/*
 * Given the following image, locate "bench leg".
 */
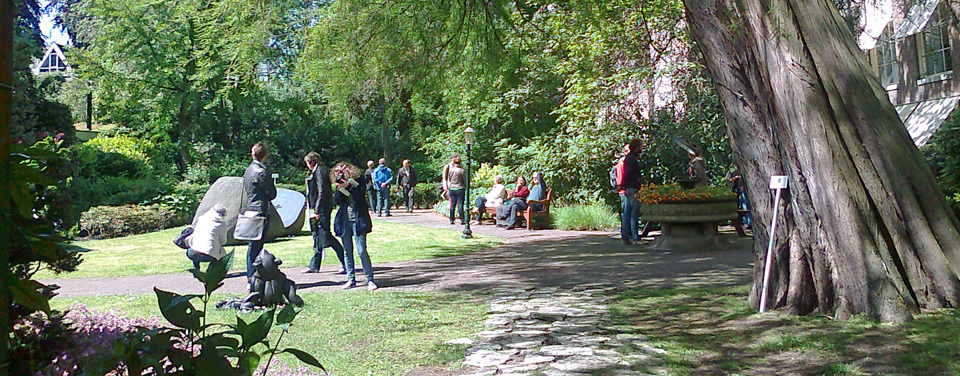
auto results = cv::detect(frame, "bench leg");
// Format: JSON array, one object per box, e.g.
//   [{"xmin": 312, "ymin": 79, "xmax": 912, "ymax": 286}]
[{"xmin": 732, "ymin": 218, "xmax": 747, "ymax": 237}]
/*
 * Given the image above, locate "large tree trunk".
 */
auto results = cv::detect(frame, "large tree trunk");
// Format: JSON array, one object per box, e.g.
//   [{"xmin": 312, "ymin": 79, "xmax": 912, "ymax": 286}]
[
  {"xmin": 685, "ymin": 0, "xmax": 960, "ymax": 322},
  {"xmin": 1, "ymin": 0, "xmax": 13, "ymax": 367}
]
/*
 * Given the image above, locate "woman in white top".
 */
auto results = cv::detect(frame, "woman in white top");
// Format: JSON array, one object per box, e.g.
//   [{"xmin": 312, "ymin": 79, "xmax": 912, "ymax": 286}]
[
  {"xmin": 474, "ymin": 175, "xmax": 507, "ymax": 222},
  {"xmin": 186, "ymin": 204, "xmax": 229, "ymax": 270}
]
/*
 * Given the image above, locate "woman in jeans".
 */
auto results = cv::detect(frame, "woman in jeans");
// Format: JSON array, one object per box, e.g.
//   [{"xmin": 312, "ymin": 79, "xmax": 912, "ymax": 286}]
[
  {"xmin": 331, "ymin": 162, "xmax": 378, "ymax": 291},
  {"xmin": 496, "ymin": 176, "xmax": 529, "ymax": 230},
  {"xmin": 444, "ymin": 156, "xmax": 467, "ymax": 225}
]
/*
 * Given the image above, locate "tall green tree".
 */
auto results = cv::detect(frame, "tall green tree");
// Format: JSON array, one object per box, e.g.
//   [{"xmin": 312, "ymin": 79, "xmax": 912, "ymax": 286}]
[{"xmin": 69, "ymin": 0, "xmax": 295, "ymax": 171}]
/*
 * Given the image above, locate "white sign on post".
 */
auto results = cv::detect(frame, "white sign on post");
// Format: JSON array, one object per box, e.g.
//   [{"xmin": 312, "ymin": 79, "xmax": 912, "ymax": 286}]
[
  {"xmin": 769, "ymin": 176, "xmax": 788, "ymax": 189},
  {"xmin": 759, "ymin": 175, "xmax": 788, "ymax": 313}
]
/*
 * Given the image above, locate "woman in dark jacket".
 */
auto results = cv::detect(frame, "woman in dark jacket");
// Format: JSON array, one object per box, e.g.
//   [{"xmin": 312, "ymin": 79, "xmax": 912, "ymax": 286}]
[
  {"xmin": 496, "ymin": 176, "xmax": 530, "ymax": 230},
  {"xmin": 331, "ymin": 162, "xmax": 378, "ymax": 291}
]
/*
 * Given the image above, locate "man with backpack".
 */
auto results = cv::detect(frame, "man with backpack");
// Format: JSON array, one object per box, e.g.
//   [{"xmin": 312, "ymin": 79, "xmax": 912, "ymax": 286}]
[{"xmin": 614, "ymin": 139, "xmax": 643, "ymax": 245}]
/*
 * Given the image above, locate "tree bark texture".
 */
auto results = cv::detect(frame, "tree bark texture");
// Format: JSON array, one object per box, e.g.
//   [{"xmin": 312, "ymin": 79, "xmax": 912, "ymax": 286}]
[
  {"xmin": 1, "ymin": 0, "xmax": 13, "ymax": 368},
  {"xmin": 685, "ymin": 0, "xmax": 960, "ymax": 322}
]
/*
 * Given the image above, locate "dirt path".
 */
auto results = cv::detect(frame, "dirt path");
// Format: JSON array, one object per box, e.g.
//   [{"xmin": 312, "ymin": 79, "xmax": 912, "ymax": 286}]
[{"xmin": 47, "ymin": 210, "xmax": 756, "ymax": 298}]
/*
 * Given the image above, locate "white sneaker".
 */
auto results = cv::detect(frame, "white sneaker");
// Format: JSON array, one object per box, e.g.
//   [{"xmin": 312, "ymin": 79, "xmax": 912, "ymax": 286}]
[
  {"xmin": 342, "ymin": 280, "xmax": 356, "ymax": 290},
  {"xmin": 367, "ymin": 281, "xmax": 378, "ymax": 291}
]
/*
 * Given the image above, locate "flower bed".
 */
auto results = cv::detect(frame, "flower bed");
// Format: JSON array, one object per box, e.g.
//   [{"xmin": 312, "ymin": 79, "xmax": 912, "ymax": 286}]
[{"xmin": 636, "ymin": 184, "xmax": 736, "ymax": 205}]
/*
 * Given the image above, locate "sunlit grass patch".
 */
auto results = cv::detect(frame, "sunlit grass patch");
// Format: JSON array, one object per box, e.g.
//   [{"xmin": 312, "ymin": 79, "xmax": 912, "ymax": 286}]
[{"xmin": 40, "ymin": 219, "xmax": 504, "ymax": 279}]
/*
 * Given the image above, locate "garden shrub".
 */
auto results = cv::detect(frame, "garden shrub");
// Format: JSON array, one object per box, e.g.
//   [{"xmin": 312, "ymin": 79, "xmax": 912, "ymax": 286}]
[
  {"xmin": 923, "ymin": 113, "xmax": 960, "ymax": 219},
  {"xmin": 79, "ymin": 204, "xmax": 180, "ymax": 239},
  {"xmin": 552, "ymin": 203, "xmax": 619, "ymax": 231},
  {"xmin": 73, "ymin": 134, "xmax": 175, "ymax": 212}
]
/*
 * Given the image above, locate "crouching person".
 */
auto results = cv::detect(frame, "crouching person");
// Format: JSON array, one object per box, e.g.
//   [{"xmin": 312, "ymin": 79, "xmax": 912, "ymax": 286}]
[{"xmin": 186, "ymin": 204, "xmax": 229, "ymax": 270}]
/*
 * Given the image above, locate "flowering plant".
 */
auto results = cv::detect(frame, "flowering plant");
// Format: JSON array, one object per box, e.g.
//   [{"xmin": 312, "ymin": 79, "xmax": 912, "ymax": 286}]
[{"xmin": 635, "ymin": 184, "xmax": 736, "ymax": 204}]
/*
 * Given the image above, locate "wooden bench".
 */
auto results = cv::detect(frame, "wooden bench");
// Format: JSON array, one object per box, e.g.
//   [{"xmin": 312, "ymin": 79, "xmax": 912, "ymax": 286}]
[{"xmin": 475, "ymin": 189, "xmax": 553, "ymax": 230}]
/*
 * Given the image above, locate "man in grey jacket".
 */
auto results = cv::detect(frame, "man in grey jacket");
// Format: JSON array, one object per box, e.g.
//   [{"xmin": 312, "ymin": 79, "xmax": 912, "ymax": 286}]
[
  {"xmin": 243, "ymin": 142, "xmax": 277, "ymax": 287},
  {"xmin": 303, "ymin": 151, "xmax": 346, "ymax": 274}
]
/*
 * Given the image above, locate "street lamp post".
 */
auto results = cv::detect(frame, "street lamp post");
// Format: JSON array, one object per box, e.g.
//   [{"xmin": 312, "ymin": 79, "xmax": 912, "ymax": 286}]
[{"xmin": 462, "ymin": 127, "xmax": 475, "ymax": 239}]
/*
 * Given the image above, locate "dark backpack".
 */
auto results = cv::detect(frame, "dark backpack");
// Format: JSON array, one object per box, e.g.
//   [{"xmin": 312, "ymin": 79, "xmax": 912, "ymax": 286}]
[{"xmin": 173, "ymin": 225, "xmax": 194, "ymax": 249}]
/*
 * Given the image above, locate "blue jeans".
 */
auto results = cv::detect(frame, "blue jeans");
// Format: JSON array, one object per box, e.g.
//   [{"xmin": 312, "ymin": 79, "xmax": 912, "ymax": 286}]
[
  {"xmin": 620, "ymin": 189, "xmax": 640, "ymax": 241},
  {"xmin": 449, "ymin": 188, "xmax": 465, "ymax": 223},
  {"xmin": 376, "ymin": 186, "xmax": 391, "ymax": 215},
  {"xmin": 367, "ymin": 187, "xmax": 377, "ymax": 212},
  {"xmin": 186, "ymin": 248, "xmax": 217, "ymax": 271},
  {"xmin": 308, "ymin": 216, "xmax": 345, "ymax": 271},
  {"xmin": 342, "ymin": 221, "xmax": 374, "ymax": 283}
]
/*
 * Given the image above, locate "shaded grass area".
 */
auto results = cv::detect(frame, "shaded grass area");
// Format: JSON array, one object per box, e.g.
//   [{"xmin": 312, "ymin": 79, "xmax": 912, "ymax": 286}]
[
  {"xmin": 51, "ymin": 290, "xmax": 486, "ymax": 376},
  {"xmin": 40, "ymin": 219, "xmax": 504, "ymax": 279},
  {"xmin": 608, "ymin": 286, "xmax": 960, "ymax": 376}
]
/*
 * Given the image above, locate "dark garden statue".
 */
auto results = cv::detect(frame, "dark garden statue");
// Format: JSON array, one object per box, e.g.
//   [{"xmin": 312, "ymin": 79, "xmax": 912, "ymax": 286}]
[{"xmin": 241, "ymin": 250, "xmax": 304, "ymax": 310}]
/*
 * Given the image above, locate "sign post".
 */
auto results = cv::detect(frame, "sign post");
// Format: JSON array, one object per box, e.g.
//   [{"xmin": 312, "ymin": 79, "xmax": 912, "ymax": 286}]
[{"xmin": 760, "ymin": 175, "xmax": 788, "ymax": 313}]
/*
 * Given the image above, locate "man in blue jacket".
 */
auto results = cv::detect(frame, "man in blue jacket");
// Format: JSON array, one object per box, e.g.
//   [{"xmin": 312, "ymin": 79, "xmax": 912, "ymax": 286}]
[{"xmin": 373, "ymin": 158, "xmax": 393, "ymax": 217}]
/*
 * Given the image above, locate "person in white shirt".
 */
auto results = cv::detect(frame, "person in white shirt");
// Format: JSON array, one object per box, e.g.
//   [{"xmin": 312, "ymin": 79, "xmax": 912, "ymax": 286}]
[
  {"xmin": 186, "ymin": 204, "xmax": 229, "ymax": 270},
  {"xmin": 474, "ymin": 175, "xmax": 507, "ymax": 223}
]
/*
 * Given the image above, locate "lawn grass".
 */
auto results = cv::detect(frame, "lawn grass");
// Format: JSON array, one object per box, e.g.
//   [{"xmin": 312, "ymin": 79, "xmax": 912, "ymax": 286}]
[
  {"xmin": 39, "ymin": 219, "xmax": 504, "ymax": 279},
  {"xmin": 51, "ymin": 290, "xmax": 487, "ymax": 376},
  {"xmin": 607, "ymin": 285, "xmax": 960, "ymax": 375}
]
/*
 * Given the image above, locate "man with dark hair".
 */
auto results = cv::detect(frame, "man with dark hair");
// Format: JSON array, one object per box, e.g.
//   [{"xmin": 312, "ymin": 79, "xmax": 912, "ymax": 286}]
[
  {"xmin": 243, "ymin": 141, "xmax": 277, "ymax": 287},
  {"xmin": 364, "ymin": 160, "xmax": 376, "ymax": 212},
  {"xmin": 397, "ymin": 159, "xmax": 418, "ymax": 212},
  {"xmin": 616, "ymin": 139, "xmax": 643, "ymax": 244},
  {"xmin": 303, "ymin": 151, "xmax": 346, "ymax": 274}
]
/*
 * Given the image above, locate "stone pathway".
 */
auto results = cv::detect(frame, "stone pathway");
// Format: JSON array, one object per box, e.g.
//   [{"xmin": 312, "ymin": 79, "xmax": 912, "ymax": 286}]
[{"xmin": 452, "ymin": 286, "xmax": 663, "ymax": 376}]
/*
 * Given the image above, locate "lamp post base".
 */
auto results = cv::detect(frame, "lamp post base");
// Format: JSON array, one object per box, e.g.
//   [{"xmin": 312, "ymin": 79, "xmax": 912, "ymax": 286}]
[{"xmin": 462, "ymin": 225, "xmax": 473, "ymax": 238}]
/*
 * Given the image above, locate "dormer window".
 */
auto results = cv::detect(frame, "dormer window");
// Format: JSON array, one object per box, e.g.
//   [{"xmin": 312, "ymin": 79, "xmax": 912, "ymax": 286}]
[{"xmin": 919, "ymin": 3, "xmax": 953, "ymax": 77}]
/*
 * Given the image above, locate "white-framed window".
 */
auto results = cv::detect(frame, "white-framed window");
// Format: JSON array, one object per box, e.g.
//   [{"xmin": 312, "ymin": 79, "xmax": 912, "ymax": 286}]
[
  {"xmin": 38, "ymin": 53, "xmax": 67, "ymax": 73},
  {"xmin": 919, "ymin": 3, "xmax": 954, "ymax": 78},
  {"xmin": 877, "ymin": 24, "xmax": 899, "ymax": 87}
]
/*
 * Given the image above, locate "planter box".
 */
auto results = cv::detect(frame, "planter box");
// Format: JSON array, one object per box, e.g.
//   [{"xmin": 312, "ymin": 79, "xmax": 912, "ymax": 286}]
[
  {"xmin": 642, "ymin": 198, "xmax": 738, "ymax": 223},
  {"xmin": 642, "ymin": 198, "xmax": 738, "ymax": 251}
]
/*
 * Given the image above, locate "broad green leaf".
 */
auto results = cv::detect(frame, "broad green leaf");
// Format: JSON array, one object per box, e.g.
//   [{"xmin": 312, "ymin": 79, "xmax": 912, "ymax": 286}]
[
  {"xmin": 237, "ymin": 307, "xmax": 274, "ymax": 350},
  {"xmin": 8, "ymin": 277, "xmax": 51, "ymax": 314},
  {"xmin": 154, "ymin": 288, "xmax": 202, "ymax": 330},
  {"xmin": 276, "ymin": 304, "xmax": 297, "ymax": 326},
  {"xmin": 282, "ymin": 348, "xmax": 325, "ymax": 370}
]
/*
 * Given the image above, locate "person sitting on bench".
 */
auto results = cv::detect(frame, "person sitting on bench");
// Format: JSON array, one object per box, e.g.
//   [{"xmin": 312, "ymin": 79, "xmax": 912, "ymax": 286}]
[
  {"xmin": 496, "ymin": 176, "xmax": 529, "ymax": 230},
  {"xmin": 475, "ymin": 175, "xmax": 507, "ymax": 222}
]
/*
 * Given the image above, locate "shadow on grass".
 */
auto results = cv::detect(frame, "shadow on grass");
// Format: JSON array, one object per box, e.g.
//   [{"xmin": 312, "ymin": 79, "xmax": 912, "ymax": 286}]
[{"xmin": 606, "ymin": 286, "xmax": 960, "ymax": 376}]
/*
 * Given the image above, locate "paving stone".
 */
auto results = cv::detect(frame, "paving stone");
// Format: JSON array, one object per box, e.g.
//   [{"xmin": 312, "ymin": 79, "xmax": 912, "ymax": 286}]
[
  {"xmin": 464, "ymin": 350, "xmax": 512, "ymax": 367},
  {"xmin": 461, "ymin": 369, "xmax": 497, "ymax": 376},
  {"xmin": 636, "ymin": 343, "xmax": 668, "ymax": 355},
  {"xmin": 549, "ymin": 355, "xmax": 620, "ymax": 372},
  {"xmin": 445, "ymin": 338, "xmax": 475, "ymax": 345},
  {"xmin": 615, "ymin": 333, "xmax": 648, "ymax": 342},
  {"xmin": 522, "ymin": 355, "xmax": 556, "ymax": 364},
  {"xmin": 512, "ymin": 329, "xmax": 549, "ymax": 337},
  {"xmin": 539, "ymin": 345, "xmax": 594, "ymax": 357},
  {"xmin": 498, "ymin": 363, "xmax": 542, "ymax": 373},
  {"xmin": 503, "ymin": 338, "xmax": 546, "ymax": 350}
]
